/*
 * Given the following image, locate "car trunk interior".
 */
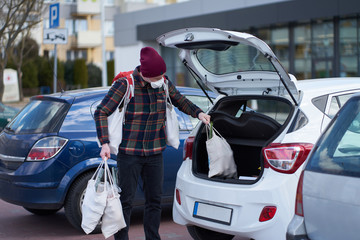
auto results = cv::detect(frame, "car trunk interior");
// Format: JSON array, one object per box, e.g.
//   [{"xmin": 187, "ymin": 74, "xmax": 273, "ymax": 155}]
[{"xmin": 193, "ymin": 95, "xmax": 293, "ymax": 183}]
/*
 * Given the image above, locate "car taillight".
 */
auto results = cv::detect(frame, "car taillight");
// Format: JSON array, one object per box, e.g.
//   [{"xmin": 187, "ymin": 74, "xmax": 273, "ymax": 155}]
[
  {"xmin": 262, "ymin": 143, "xmax": 313, "ymax": 174},
  {"xmin": 295, "ymin": 171, "xmax": 305, "ymax": 217},
  {"xmin": 183, "ymin": 136, "xmax": 194, "ymax": 161},
  {"xmin": 259, "ymin": 206, "xmax": 277, "ymax": 222},
  {"xmin": 175, "ymin": 188, "xmax": 181, "ymax": 205},
  {"xmin": 27, "ymin": 137, "xmax": 68, "ymax": 161}
]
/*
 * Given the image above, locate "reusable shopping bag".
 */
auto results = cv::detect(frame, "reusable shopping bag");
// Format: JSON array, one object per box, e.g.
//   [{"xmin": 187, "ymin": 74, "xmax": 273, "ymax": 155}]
[
  {"xmin": 206, "ymin": 124, "xmax": 237, "ymax": 178},
  {"xmin": 101, "ymin": 159, "xmax": 126, "ymax": 238},
  {"xmin": 164, "ymin": 81, "xmax": 180, "ymax": 149},
  {"xmin": 81, "ymin": 159, "xmax": 108, "ymax": 234},
  {"xmin": 107, "ymin": 75, "xmax": 134, "ymax": 155}
]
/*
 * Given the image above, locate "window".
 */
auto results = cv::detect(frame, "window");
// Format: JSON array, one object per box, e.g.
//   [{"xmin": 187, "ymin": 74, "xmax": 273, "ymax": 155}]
[
  {"xmin": 196, "ymin": 44, "xmax": 276, "ymax": 75},
  {"xmin": 312, "ymin": 21, "xmax": 334, "ymax": 78},
  {"xmin": 245, "ymin": 99, "xmax": 291, "ymax": 124},
  {"xmin": 105, "ymin": 0, "xmax": 114, "ymax": 5},
  {"xmin": 257, "ymin": 28, "xmax": 289, "ymax": 71},
  {"xmin": 271, "ymin": 28, "xmax": 289, "ymax": 71},
  {"xmin": 328, "ymin": 92, "xmax": 356, "ymax": 118},
  {"xmin": 358, "ymin": 18, "xmax": 360, "ymax": 75},
  {"xmin": 65, "ymin": 19, "xmax": 88, "ymax": 35},
  {"xmin": 7, "ymin": 100, "xmax": 69, "ymax": 134},
  {"xmin": 65, "ymin": 19, "xmax": 74, "ymax": 35},
  {"xmin": 66, "ymin": 50, "xmax": 88, "ymax": 61},
  {"xmin": 105, "ymin": 21, "xmax": 114, "ymax": 36},
  {"xmin": 106, "ymin": 51, "xmax": 114, "ymax": 61},
  {"xmin": 294, "ymin": 25, "xmax": 312, "ymax": 80},
  {"xmin": 340, "ymin": 19, "xmax": 358, "ymax": 77}
]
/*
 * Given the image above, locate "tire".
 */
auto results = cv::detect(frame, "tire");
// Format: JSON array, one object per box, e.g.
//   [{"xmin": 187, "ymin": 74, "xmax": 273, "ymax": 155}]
[
  {"xmin": 64, "ymin": 171, "xmax": 101, "ymax": 234},
  {"xmin": 187, "ymin": 226, "xmax": 234, "ymax": 240},
  {"xmin": 23, "ymin": 207, "xmax": 61, "ymax": 216}
]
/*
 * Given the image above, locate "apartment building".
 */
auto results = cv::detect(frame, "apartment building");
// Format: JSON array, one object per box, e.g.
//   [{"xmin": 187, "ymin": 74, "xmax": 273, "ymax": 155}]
[{"xmin": 38, "ymin": 0, "xmax": 186, "ymax": 68}]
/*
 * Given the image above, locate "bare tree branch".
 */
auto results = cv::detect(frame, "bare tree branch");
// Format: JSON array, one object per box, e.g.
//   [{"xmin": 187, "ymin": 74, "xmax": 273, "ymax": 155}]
[{"xmin": 0, "ymin": 0, "xmax": 44, "ymax": 102}]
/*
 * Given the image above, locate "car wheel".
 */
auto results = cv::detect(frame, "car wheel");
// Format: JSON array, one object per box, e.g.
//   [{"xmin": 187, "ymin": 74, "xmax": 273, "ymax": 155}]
[
  {"xmin": 187, "ymin": 226, "xmax": 234, "ymax": 240},
  {"xmin": 64, "ymin": 171, "xmax": 101, "ymax": 234},
  {"xmin": 23, "ymin": 207, "xmax": 61, "ymax": 216}
]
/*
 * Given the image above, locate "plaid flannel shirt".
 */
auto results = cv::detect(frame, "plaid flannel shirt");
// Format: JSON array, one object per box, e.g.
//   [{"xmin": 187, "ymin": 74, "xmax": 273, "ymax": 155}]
[{"xmin": 94, "ymin": 67, "xmax": 203, "ymax": 156}]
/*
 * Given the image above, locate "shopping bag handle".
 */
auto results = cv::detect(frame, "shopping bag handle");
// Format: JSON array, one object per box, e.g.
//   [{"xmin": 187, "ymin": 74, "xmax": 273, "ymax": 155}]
[{"xmin": 206, "ymin": 124, "xmax": 225, "ymax": 140}]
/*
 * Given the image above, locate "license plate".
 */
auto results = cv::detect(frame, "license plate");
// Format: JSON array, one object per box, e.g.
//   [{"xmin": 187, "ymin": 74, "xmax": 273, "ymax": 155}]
[{"xmin": 193, "ymin": 201, "xmax": 233, "ymax": 225}]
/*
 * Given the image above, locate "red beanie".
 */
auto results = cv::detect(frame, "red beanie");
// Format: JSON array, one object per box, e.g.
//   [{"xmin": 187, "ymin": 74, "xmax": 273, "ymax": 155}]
[{"xmin": 140, "ymin": 47, "xmax": 166, "ymax": 78}]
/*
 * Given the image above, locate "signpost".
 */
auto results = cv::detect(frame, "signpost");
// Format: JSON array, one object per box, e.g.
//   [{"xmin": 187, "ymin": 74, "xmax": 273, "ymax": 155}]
[
  {"xmin": 43, "ymin": 28, "xmax": 68, "ymax": 45},
  {"xmin": 49, "ymin": 3, "xmax": 59, "ymax": 29},
  {"xmin": 45, "ymin": 3, "xmax": 67, "ymax": 93}
]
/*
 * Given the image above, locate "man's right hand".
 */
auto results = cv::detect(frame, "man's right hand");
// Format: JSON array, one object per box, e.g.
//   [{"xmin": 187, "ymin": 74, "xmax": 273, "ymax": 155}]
[{"xmin": 100, "ymin": 143, "xmax": 111, "ymax": 160}]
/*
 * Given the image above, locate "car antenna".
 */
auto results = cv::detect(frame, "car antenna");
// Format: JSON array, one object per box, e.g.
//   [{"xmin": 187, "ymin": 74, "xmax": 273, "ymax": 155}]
[{"xmin": 58, "ymin": 79, "xmax": 65, "ymax": 94}]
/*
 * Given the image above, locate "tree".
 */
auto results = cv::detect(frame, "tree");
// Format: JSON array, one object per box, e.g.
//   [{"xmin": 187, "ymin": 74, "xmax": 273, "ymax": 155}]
[
  {"xmin": 88, "ymin": 63, "xmax": 102, "ymax": 87},
  {"xmin": 36, "ymin": 56, "xmax": 53, "ymax": 89},
  {"xmin": 73, "ymin": 59, "xmax": 88, "ymax": 88},
  {"xmin": 107, "ymin": 60, "xmax": 115, "ymax": 85},
  {"xmin": 9, "ymin": 37, "xmax": 40, "ymax": 100},
  {"xmin": 65, "ymin": 60, "xmax": 75, "ymax": 88},
  {"xmin": 0, "ymin": 0, "xmax": 44, "ymax": 101}
]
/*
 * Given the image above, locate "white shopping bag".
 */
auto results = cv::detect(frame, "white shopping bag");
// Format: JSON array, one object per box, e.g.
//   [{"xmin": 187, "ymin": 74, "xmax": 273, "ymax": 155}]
[
  {"xmin": 81, "ymin": 160, "xmax": 108, "ymax": 234},
  {"xmin": 206, "ymin": 124, "xmax": 237, "ymax": 179},
  {"xmin": 107, "ymin": 76, "xmax": 134, "ymax": 155},
  {"xmin": 101, "ymin": 160, "xmax": 126, "ymax": 238},
  {"xmin": 164, "ymin": 82, "xmax": 180, "ymax": 149}
]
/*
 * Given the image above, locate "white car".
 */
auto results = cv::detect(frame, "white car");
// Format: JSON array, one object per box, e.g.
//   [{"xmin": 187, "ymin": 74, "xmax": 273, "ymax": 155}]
[{"xmin": 156, "ymin": 28, "xmax": 360, "ymax": 240}]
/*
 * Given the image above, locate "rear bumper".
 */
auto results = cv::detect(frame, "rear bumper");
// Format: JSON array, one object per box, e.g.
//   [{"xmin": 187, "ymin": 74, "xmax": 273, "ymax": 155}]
[
  {"xmin": 0, "ymin": 159, "xmax": 68, "ymax": 210},
  {"xmin": 0, "ymin": 177, "xmax": 63, "ymax": 209},
  {"xmin": 173, "ymin": 159, "xmax": 301, "ymax": 240},
  {"xmin": 286, "ymin": 215, "xmax": 310, "ymax": 240}
]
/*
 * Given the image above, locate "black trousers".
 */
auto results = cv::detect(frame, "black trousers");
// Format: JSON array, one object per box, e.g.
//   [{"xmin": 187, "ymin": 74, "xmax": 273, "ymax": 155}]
[{"xmin": 114, "ymin": 153, "xmax": 163, "ymax": 240}]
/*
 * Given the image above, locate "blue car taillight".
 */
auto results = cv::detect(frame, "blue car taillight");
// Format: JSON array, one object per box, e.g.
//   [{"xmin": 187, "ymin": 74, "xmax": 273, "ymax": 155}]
[{"xmin": 27, "ymin": 136, "xmax": 68, "ymax": 161}]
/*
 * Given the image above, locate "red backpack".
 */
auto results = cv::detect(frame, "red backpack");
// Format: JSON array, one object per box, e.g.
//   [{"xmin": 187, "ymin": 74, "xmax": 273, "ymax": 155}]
[
  {"xmin": 112, "ymin": 71, "xmax": 134, "ymax": 99},
  {"xmin": 112, "ymin": 71, "xmax": 134, "ymax": 83}
]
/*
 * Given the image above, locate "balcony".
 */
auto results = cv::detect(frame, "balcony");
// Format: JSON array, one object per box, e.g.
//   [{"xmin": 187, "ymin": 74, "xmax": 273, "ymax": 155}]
[
  {"xmin": 75, "ymin": 0, "xmax": 100, "ymax": 15},
  {"xmin": 76, "ymin": 31, "xmax": 101, "ymax": 48}
]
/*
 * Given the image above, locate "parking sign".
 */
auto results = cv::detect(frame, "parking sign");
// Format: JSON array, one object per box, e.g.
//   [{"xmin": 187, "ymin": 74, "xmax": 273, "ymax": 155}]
[{"xmin": 49, "ymin": 3, "xmax": 59, "ymax": 28}]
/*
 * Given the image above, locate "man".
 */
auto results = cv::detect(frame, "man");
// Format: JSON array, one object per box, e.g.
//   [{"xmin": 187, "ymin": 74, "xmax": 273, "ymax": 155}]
[{"xmin": 94, "ymin": 47, "xmax": 210, "ymax": 240}]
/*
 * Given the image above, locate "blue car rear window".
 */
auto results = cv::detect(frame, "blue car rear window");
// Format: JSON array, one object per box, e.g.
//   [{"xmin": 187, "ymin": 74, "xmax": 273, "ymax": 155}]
[
  {"xmin": 306, "ymin": 98, "xmax": 360, "ymax": 177},
  {"xmin": 7, "ymin": 100, "xmax": 69, "ymax": 134}
]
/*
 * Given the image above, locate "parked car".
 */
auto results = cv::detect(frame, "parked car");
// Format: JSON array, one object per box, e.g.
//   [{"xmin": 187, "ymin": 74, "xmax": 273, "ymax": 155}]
[
  {"xmin": 157, "ymin": 27, "xmax": 360, "ymax": 240},
  {"xmin": 286, "ymin": 93, "xmax": 360, "ymax": 240},
  {"xmin": 0, "ymin": 86, "xmax": 216, "ymax": 232},
  {"xmin": 0, "ymin": 102, "xmax": 19, "ymax": 131}
]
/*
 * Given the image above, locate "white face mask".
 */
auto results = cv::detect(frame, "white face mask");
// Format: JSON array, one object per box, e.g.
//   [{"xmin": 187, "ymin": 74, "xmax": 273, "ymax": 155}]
[{"xmin": 150, "ymin": 78, "xmax": 164, "ymax": 89}]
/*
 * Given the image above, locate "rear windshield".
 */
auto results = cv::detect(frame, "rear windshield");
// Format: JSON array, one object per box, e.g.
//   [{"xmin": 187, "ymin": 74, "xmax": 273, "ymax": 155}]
[
  {"xmin": 196, "ymin": 44, "xmax": 276, "ymax": 75},
  {"xmin": 306, "ymin": 98, "xmax": 360, "ymax": 177},
  {"xmin": 6, "ymin": 99, "xmax": 69, "ymax": 134}
]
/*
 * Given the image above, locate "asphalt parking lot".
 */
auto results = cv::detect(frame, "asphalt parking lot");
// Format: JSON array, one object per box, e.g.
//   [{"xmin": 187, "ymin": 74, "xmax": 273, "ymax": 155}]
[{"xmin": 0, "ymin": 200, "xmax": 191, "ymax": 240}]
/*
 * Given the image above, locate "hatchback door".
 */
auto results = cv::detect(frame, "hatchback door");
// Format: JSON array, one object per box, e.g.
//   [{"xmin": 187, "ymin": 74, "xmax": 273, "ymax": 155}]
[
  {"xmin": 0, "ymin": 96, "xmax": 72, "ymax": 171},
  {"xmin": 157, "ymin": 27, "xmax": 299, "ymax": 104}
]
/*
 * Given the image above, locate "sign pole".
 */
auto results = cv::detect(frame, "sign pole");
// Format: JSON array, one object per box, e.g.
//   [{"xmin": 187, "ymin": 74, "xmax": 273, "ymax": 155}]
[
  {"xmin": 53, "ymin": 44, "xmax": 57, "ymax": 93},
  {"xmin": 101, "ymin": 0, "xmax": 107, "ymax": 87},
  {"xmin": 49, "ymin": 2, "xmax": 60, "ymax": 93}
]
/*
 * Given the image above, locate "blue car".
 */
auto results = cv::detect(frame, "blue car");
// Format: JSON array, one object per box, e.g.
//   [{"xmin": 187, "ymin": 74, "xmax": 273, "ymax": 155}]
[
  {"xmin": 0, "ymin": 86, "xmax": 216, "ymax": 232},
  {"xmin": 0, "ymin": 102, "xmax": 19, "ymax": 131}
]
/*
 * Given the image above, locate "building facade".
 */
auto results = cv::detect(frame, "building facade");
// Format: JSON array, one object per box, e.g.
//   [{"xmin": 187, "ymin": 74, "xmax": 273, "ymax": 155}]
[
  {"xmin": 114, "ymin": 0, "xmax": 360, "ymax": 87},
  {"xmin": 37, "ymin": 0, "xmax": 184, "ymax": 68}
]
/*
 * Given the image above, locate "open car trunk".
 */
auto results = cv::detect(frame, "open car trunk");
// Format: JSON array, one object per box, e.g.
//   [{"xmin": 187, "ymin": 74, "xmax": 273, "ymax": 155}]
[{"xmin": 192, "ymin": 95, "xmax": 294, "ymax": 183}]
